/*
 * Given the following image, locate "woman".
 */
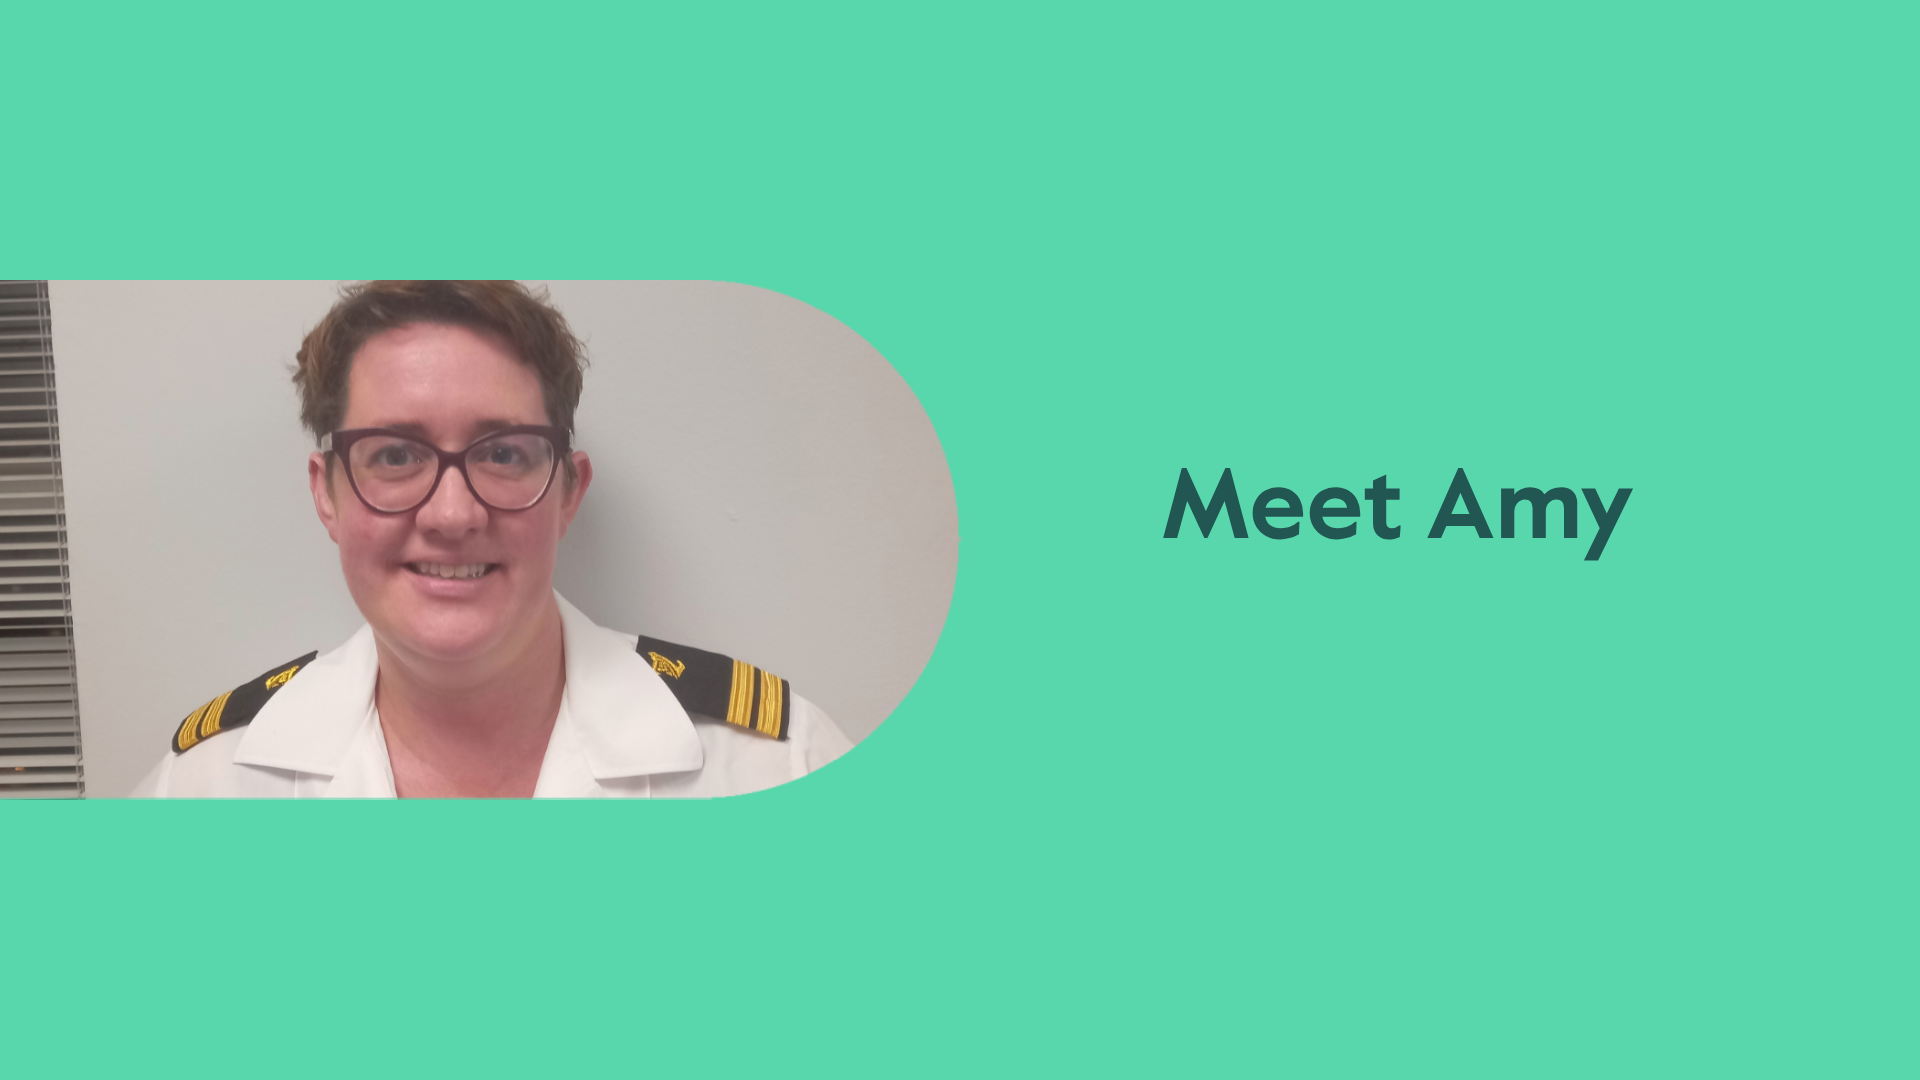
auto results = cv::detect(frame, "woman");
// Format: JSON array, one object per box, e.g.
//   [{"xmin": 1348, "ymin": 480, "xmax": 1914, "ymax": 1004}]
[{"xmin": 136, "ymin": 281, "xmax": 849, "ymax": 798}]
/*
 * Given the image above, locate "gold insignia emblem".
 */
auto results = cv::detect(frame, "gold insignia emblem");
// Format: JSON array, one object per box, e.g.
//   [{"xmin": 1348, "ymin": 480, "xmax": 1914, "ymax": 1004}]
[
  {"xmin": 648, "ymin": 652, "xmax": 686, "ymax": 679},
  {"xmin": 263, "ymin": 664, "xmax": 302, "ymax": 690}
]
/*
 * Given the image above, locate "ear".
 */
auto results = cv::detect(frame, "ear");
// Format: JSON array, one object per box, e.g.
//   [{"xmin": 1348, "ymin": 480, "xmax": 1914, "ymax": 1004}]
[
  {"xmin": 557, "ymin": 451, "xmax": 592, "ymax": 540},
  {"xmin": 309, "ymin": 452, "xmax": 343, "ymax": 544}
]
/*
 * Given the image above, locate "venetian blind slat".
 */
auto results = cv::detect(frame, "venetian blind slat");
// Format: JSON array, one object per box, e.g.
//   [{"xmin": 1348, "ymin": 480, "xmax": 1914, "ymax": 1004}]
[{"xmin": 0, "ymin": 282, "xmax": 82, "ymax": 798}]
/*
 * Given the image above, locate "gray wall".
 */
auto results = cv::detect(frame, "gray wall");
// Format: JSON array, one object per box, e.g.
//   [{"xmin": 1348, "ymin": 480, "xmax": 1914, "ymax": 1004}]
[{"xmin": 51, "ymin": 281, "xmax": 957, "ymax": 796}]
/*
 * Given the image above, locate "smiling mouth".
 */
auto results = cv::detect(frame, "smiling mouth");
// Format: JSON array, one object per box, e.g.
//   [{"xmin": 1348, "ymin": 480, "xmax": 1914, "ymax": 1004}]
[{"xmin": 407, "ymin": 562, "xmax": 499, "ymax": 580}]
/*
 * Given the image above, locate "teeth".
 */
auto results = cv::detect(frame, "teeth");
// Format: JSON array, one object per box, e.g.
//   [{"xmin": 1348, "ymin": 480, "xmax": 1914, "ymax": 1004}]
[{"xmin": 411, "ymin": 563, "xmax": 493, "ymax": 580}]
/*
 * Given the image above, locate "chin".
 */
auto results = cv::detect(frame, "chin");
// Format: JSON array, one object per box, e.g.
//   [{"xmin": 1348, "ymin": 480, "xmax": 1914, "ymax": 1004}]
[
  {"xmin": 410, "ymin": 628, "xmax": 509, "ymax": 664},
  {"xmin": 379, "ymin": 602, "xmax": 516, "ymax": 665}
]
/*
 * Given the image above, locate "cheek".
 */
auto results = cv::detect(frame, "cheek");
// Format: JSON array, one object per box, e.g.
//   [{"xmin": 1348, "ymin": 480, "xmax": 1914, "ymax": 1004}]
[
  {"xmin": 501, "ymin": 514, "xmax": 564, "ymax": 571},
  {"xmin": 337, "ymin": 517, "xmax": 409, "ymax": 574}
]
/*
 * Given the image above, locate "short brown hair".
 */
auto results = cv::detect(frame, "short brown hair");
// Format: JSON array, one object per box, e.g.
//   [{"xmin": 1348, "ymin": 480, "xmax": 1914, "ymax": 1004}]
[{"xmin": 294, "ymin": 281, "xmax": 588, "ymax": 477}]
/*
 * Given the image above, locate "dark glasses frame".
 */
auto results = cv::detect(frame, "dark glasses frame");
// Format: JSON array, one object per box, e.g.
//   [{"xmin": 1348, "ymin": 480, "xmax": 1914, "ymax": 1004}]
[{"xmin": 321, "ymin": 425, "xmax": 573, "ymax": 515}]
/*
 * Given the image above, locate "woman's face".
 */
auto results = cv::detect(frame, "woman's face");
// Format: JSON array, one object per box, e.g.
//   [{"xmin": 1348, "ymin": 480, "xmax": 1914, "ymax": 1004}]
[{"xmin": 308, "ymin": 322, "xmax": 591, "ymax": 669}]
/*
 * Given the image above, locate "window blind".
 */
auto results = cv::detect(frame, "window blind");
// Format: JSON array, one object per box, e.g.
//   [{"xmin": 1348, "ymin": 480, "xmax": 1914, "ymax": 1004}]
[{"xmin": 0, "ymin": 281, "xmax": 83, "ymax": 798}]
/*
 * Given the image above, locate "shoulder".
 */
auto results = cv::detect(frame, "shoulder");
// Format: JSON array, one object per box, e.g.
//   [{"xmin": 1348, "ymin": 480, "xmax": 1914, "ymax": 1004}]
[
  {"xmin": 168, "ymin": 652, "xmax": 318, "ymax": 754},
  {"xmin": 631, "ymin": 633, "xmax": 801, "ymax": 741},
  {"xmin": 133, "ymin": 652, "xmax": 317, "ymax": 797},
  {"xmin": 649, "ymin": 686, "xmax": 852, "ymax": 798},
  {"xmin": 629, "ymin": 630, "xmax": 856, "ymax": 764}
]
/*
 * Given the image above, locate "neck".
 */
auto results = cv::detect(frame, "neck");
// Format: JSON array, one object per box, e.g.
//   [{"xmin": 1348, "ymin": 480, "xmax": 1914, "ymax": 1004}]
[{"xmin": 373, "ymin": 596, "xmax": 567, "ymax": 798}]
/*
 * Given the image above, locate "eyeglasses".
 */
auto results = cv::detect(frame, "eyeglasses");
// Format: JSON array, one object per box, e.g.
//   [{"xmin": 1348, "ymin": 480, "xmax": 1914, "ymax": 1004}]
[{"xmin": 322, "ymin": 426, "xmax": 571, "ymax": 514}]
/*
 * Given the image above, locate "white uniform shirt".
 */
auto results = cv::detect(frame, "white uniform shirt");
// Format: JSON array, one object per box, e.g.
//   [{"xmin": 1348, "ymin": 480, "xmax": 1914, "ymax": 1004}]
[{"xmin": 132, "ymin": 593, "xmax": 851, "ymax": 798}]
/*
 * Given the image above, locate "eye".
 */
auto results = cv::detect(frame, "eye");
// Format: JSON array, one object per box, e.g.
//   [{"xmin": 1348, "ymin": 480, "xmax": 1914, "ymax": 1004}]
[
  {"xmin": 371, "ymin": 444, "xmax": 425, "ymax": 467},
  {"xmin": 484, "ymin": 444, "xmax": 526, "ymax": 466}
]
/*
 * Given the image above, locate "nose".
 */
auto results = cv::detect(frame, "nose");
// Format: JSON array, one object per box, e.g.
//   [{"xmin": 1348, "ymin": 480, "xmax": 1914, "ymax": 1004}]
[{"xmin": 415, "ymin": 461, "xmax": 488, "ymax": 538}]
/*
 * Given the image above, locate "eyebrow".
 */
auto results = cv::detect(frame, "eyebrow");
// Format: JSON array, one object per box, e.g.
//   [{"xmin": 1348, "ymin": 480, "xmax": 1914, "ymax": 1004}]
[{"xmin": 368, "ymin": 419, "xmax": 533, "ymax": 440}]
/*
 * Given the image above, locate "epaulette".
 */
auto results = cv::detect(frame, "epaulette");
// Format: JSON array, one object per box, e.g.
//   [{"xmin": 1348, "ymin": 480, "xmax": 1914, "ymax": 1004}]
[
  {"xmin": 634, "ymin": 635, "xmax": 791, "ymax": 741},
  {"xmin": 172, "ymin": 652, "xmax": 319, "ymax": 754}
]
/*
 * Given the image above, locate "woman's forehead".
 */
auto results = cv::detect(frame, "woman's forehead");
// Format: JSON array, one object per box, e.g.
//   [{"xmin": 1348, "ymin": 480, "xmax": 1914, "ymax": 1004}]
[{"xmin": 343, "ymin": 323, "xmax": 548, "ymax": 430}]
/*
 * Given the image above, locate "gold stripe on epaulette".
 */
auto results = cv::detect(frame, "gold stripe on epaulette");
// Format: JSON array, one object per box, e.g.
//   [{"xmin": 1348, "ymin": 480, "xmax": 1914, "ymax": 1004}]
[
  {"xmin": 177, "ymin": 700, "xmax": 210, "ymax": 751},
  {"xmin": 199, "ymin": 690, "xmax": 234, "ymax": 741},
  {"xmin": 176, "ymin": 689, "xmax": 233, "ymax": 751},
  {"xmin": 727, "ymin": 658, "xmax": 754, "ymax": 730},
  {"xmin": 757, "ymin": 669, "xmax": 782, "ymax": 738}
]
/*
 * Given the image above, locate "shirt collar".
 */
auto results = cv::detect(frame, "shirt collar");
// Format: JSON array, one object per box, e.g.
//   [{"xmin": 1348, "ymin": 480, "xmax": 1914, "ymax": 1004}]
[
  {"xmin": 231, "ymin": 592, "xmax": 705, "ymax": 782},
  {"xmin": 553, "ymin": 593, "xmax": 705, "ymax": 780},
  {"xmin": 230, "ymin": 623, "xmax": 379, "ymax": 776}
]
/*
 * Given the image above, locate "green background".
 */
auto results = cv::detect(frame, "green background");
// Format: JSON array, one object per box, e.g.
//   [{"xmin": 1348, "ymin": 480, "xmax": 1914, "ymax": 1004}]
[{"xmin": 5, "ymin": 2, "xmax": 1913, "ymax": 1075}]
